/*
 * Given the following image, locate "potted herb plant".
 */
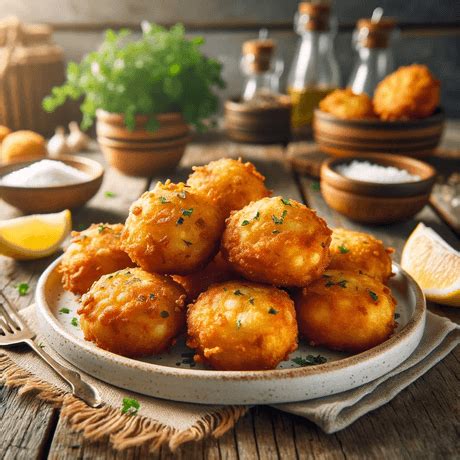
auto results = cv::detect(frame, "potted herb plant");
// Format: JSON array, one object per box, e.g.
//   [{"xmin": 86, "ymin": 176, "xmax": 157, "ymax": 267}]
[{"xmin": 43, "ymin": 23, "xmax": 225, "ymax": 176}]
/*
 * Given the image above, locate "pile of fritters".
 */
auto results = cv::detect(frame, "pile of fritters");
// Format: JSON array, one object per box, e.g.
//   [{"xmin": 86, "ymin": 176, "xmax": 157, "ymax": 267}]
[
  {"xmin": 60, "ymin": 158, "xmax": 397, "ymax": 371},
  {"xmin": 320, "ymin": 64, "xmax": 440, "ymax": 121}
]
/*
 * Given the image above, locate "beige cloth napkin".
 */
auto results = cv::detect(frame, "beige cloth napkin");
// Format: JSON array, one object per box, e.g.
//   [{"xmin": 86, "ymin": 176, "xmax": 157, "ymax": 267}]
[{"xmin": 1, "ymin": 305, "xmax": 458, "ymax": 452}]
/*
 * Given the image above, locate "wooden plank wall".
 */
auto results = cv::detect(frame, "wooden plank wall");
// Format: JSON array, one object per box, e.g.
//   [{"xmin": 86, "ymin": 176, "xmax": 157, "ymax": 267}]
[{"xmin": 1, "ymin": 0, "xmax": 459, "ymax": 115}]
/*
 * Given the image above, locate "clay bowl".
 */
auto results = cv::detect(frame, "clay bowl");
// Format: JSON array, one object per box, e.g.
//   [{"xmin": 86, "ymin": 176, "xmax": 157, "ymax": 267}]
[
  {"xmin": 0, "ymin": 155, "xmax": 104, "ymax": 214},
  {"xmin": 313, "ymin": 108, "xmax": 445, "ymax": 158},
  {"xmin": 224, "ymin": 96, "xmax": 292, "ymax": 144},
  {"xmin": 320, "ymin": 153, "xmax": 436, "ymax": 224},
  {"xmin": 96, "ymin": 110, "xmax": 191, "ymax": 177}
]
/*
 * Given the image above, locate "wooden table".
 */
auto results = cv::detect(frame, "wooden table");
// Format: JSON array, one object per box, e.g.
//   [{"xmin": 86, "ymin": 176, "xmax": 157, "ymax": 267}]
[{"xmin": 1, "ymin": 123, "xmax": 459, "ymax": 460}]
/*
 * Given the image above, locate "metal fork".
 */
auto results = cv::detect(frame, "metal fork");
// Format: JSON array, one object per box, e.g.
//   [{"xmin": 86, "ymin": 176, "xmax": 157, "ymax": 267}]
[{"xmin": 0, "ymin": 292, "xmax": 101, "ymax": 407}]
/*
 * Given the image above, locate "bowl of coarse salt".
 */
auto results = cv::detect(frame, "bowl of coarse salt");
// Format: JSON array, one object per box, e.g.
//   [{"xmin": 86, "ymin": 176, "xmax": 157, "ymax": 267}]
[
  {"xmin": 320, "ymin": 153, "xmax": 436, "ymax": 224},
  {"xmin": 0, "ymin": 155, "xmax": 104, "ymax": 213}
]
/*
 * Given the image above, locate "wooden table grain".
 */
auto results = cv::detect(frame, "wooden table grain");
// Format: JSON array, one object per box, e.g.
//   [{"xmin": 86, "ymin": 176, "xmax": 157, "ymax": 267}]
[{"xmin": 1, "ymin": 123, "xmax": 459, "ymax": 460}]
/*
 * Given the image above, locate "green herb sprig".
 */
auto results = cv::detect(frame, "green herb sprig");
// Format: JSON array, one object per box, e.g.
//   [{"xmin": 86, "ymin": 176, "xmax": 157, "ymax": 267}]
[
  {"xmin": 121, "ymin": 397, "xmax": 140, "ymax": 415},
  {"xmin": 292, "ymin": 355, "xmax": 327, "ymax": 366}
]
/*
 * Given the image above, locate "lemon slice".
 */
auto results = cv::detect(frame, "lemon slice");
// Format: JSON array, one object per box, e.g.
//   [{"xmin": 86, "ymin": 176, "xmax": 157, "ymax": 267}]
[
  {"xmin": 401, "ymin": 223, "xmax": 460, "ymax": 307},
  {"xmin": 0, "ymin": 210, "xmax": 72, "ymax": 260}
]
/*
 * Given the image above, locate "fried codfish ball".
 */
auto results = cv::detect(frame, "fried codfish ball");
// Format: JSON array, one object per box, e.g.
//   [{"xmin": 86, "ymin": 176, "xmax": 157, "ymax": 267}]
[
  {"xmin": 187, "ymin": 281, "xmax": 298, "ymax": 370},
  {"xmin": 121, "ymin": 181, "xmax": 224, "ymax": 275},
  {"xmin": 296, "ymin": 270, "xmax": 396, "ymax": 353},
  {"xmin": 60, "ymin": 223, "xmax": 135, "ymax": 295},
  {"xmin": 221, "ymin": 196, "xmax": 332, "ymax": 287},
  {"xmin": 329, "ymin": 228, "xmax": 394, "ymax": 282},
  {"xmin": 78, "ymin": 268, "xmax": 186, "ymax": 357},
  {"xmin": 319, "ymin": 88, "xmax": 376, "ymax": 120},
  {"xmin": 172, "ymin": 252, "xmax": 238, "ymax": 301},
  {"xmin": 186, "ymin": 158, "xmax": 271, "ymax": 218},
  {"xmin": 374, "ymin": 64, "xmax": 440, "ymax": 120}
]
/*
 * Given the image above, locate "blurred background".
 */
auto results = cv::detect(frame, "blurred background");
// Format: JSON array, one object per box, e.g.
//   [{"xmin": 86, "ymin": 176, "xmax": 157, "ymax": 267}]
[{"xmin": 2, "ymin": 0, "xmax": 459, "ymax": 116}]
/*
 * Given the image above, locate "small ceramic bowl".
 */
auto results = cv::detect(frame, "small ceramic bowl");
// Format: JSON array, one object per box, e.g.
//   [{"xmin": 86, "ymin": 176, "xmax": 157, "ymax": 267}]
[
  {"xmin": 320, "ymin": 153, "xmax": 436, "ymax": 224},
  {"xmin": 313, "ymin": 108, "xmax": 445, "ymax": 158},
  {"xmin": 0, "ymin": 155, "xmax": 104, "ymax": 214}
]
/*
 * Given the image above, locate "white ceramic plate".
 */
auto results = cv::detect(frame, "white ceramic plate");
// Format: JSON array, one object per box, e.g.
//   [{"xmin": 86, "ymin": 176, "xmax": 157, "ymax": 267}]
[{"xmin": 36, "ymin": 257, "xmax": 426, "ymax": 405}]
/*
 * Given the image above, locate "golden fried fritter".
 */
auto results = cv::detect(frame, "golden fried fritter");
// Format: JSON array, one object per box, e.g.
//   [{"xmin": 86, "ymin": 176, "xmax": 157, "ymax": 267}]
[
  {"xmin": 373, "ymin": 64, "xmax": 440, "ymax": 120},
  {"xmin": 121, "ymin": 181, "xmax": 224, "ymax": 275},
  {"xmin": 60, "ymin": 223, "xmax": 135, "ymax": 295},
  {"xmin": 319, "ymin": 88, "xmax": 376, "ymax": 120},
  {"xmin": 221, "ymin": 196, "xmax": 331, "ymax": 287},
  {"xmin": 186, "ymin": 158, "xmax": 271, "ymax": 218},
  {"xmin": 187, "ymin": 281, "xmax": 298, "ymax": 370},
  {"xmin": 329, "ymin": 228, "xmax": 394, "ymax": 282},
  {"xmin": 78, "ymin": 267, "xmax": 186, "ymax": 357},
  {"xmin": 172, "ymin": 251, "xmax": 238, "ymax": 302},
  {"xmin": 296, "ymin": 270, "xmax": 396, "ymax": 353}
]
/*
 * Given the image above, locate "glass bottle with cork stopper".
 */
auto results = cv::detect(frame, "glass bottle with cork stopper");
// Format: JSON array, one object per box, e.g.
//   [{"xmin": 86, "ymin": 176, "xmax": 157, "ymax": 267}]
[
  {"xmin": 240, "ymin": 29, "xmax": 284, "ymax": 105},
  {"xmin": 348, "ymin": 8, "xmax": 397, "ymax": 96},
  {"xmin": 287, "ymin": 1, "xmax": 340, "ymax": 136}
]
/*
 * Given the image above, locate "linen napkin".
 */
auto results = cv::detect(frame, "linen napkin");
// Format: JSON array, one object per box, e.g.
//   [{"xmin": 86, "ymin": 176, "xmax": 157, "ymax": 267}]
[{"xmin": 1, "ymin": 305, "xmax": 458, "ymax": 453}]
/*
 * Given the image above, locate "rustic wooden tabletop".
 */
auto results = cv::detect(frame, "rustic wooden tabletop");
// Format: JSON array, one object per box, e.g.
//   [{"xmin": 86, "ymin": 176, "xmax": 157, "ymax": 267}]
[{"xmin": 1, "ymin": 122, "xmax": 459, "ymax": 460}]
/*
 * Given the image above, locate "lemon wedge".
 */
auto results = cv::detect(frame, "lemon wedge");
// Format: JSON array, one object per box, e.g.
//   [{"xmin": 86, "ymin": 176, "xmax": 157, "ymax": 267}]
[
  {"xmin": 401, "ymin": 223, "xmax": 460, "ymax": 307},
  {"xmin": 0, "ymin": 210, "xmax": 71, "ymax": 260}
]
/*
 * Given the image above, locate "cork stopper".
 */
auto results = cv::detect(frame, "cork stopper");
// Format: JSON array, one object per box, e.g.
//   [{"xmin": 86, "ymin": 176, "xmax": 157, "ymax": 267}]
[
  {"xmin": 298, "ymin": 2, "xmax": 331, "ymax": 31},
  {"xmin": 356, "ymin": 11, "xmax": 396, "ymax": 48},
  {"xmin": 242, "ymin": 39, "xmax": 275, "ymax": 73}
]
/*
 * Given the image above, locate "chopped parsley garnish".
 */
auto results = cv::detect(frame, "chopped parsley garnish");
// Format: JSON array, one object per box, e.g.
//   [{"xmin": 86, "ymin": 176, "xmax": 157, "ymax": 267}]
[
  {"xmin": 234, "ymin": 290, "xmax": 243, "ymax": 296},
  {"xmin": 160, "ymin": 310, "xmax": 169, "ymax": 318},
  {"xmin": 325, "ymin": 279, "xmax": 347, "ymax": 288},
  {"xmin": 249, "ymin": 297, "xmax": 255, "ymax": 305},
  {"xmin": 236, "ymin": 319, "xmax": 242, "ymax": 329},
  {"xmin": 272, "ymin": 210, "xmax": 288, "ymax": 225},
  {"xmin": 159, "ymin": 196, "xmax": 169, "ymax": 204},
  {"xmin": 281, "ymin": 198, "xmax": 292, "ymax": 206},
  {"xmin": 177, "ymin": 191, "xmax": 187, "ymax": 199},
  {"xmin": 104, "ymin": 191, "xmax": 116, "ymax": 198},
  {"xmin": 182, "ymin": 239, "xmax": 193, "ymax": 246},
  {"xmin": 311, "ymin": 181, "xmax": 320, "ymax": 192},
  {"xmin": 241, "ymin": 220, "xmax": 250, "ymax": 226},
  {"xmin": 17, "ymin": 283, "xmax": 29, "ymax": 296},
  {"xmin": 182, "ymin": 208, "xmax": 194, "ymax": 217},
  {"xmin": 59, "ymin": 307, "xmax": 70, "ymax": 314},
  {"xmin": 338, "ymin": 245, "xmax": 349, "ymax": 254},
  {"xmin": 272, "ymin": 230, "xmax": 281, "ymax": 234},
  {"xmin": 38, "ymin": 342, "xmax": 45, "ymax": 349},
  {"xmin": 71, "ymin": 317, "xmax": 79, "ymax": 327},
  {"xmin": 394, "ymin": 313, "xmax": 400, "ymax": 320},
  {"xmin": 98, "ymin": 224, "xmax": 107, "ymax": 233},
  {"xmin": 149, "ymin": 293, "xmax": 155, "ymax": 300},
  {"xmin": 121, "ymin": 397, "xmax": 140, "ymax": 415},
  {"xmin": 268, "ymin": 307, "xmax": 279, "ymax": 315},
  {"xmin": 369, "ymin": 290, "xmax": 379, "ymax": 302},
  {"xmin": 292, "ymin": 355, "xmax": 327, "ymax": 366},
  {"xmin": 253, "ymin": 211, "xmax": 260, "ymax": 220},
  {"xmin": 176, "ymin": 217, "xmax": 184, "ymax": 225}
]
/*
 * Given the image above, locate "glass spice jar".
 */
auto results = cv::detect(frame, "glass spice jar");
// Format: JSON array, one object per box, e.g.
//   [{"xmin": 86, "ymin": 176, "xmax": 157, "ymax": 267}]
[{"xmin": 287, "ymin": 1, "xmax": 340, "ymax": 135}]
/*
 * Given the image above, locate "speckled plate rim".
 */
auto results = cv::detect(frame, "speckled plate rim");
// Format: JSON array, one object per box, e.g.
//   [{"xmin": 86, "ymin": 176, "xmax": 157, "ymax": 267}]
[{"xmin": 36, "ymin": 256, "xmax": 426, "ymax": 383}]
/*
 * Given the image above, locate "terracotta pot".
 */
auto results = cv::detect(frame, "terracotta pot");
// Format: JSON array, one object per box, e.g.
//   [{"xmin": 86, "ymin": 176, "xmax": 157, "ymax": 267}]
[{"xmin": 96, "ymin": 110, "xmax": 191, "ymax": 177}]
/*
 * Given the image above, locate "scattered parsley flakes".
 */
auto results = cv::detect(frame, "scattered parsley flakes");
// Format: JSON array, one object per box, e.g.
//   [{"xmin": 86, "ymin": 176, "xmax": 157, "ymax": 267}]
[
  {"xmin": 17, "ymin": 283, "xmax": 29, "ymax": 296},
  {"xmin": 176, "ymin": 217, "xmax": 184, "ymax": 225},
  {"xmin": 98, "ymin": 224, "xmax": 107, "ymax": 233},
  {"xmin": 149, "ymin": 293, "xmax": 155, "ymax": 300},
  {"xmin": 249, "ymin": 297, "xmax": 255, "ymax": 305},
  {"xmin": 236, "ymin": 319, "xmax": 242, "ymax": 329},
  {"xmin": 182, "ymin": 208, "xmax": 193, "ymax": 217},
  {"xmin": 272, "ymin": 209, "xmax": 288, "ymax": 225},
  {"xmin": 71, "ymin": 317, "xmax": 79, "ymax": 327},
  {"xmin": 292, "ymin": 355, "xmax": 327, "ymax": 366},
  {"xmin": 253, "ymin": 211, "xmax": 260, "ymax": 220},
  {"xmin": 234, "ymin": 289, "xmax": 243, "ymax": 296},
  {"xmin": 159, "ymin": 196, "xmax": 169, "ymax": 204},
  {"xmin": 38, "ymin": 342, "xmax": 45, "ymax": 349},
  {"xmin": 59, "ymin": 307, "xmax": 70, "ymax": 314},
  {"xmin": 338, "ymin": 245, "xmax": 349, "ymax": 254},
  {"xmin": 160, "ymin": 310, "xmax": 169, "ymax": 318},
  {"xmin": 104, "ymin": 191, "xmax": 116, "ymax": 198},
  {"xmin": 281, "ymin": 198, "xmax": 292, "ymax": 206},
  {"xmin": 268, "ymin": 307, "xmax": 279, "ymax": 315},
  {"xmin": 394, "ymin": 313, "xmax": 400, "ymax": 320},
  {"xmin": 369, "ymin": 290, "xmax": 379, "ymax": 302},
  {"xmin": 336, "ymin": 280, "xmax": 347, "ymax": 288},
  {"xmin": 311, "ymin": 181, "xmax": 320, "ymax": 192},
  {"xmin": 121, "ymin": 397, "xmax": 140, "ymax": 415},
  {"xmin": 182, "ymin": 239, "xmax": 193, "ymax": 247},
  {"xmin": 272, "ymin": 230, "xmax": 281, "ymax": 234},
  {"xmin": 241, "ymin": 220, "xmax": 250, "ymax": 226}
]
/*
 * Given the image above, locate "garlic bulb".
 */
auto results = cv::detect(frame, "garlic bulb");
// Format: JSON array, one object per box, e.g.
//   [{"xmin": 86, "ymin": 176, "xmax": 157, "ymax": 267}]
[
  {"xmin": 67, "ymin": 121, "xmax": 90, "ymax": 152},
  {"xmin": 47, "ymin": 126, "xmax": 71, "ymax": 157}
]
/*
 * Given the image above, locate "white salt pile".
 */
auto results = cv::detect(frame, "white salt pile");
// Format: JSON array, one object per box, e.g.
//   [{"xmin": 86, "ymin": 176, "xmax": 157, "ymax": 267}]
[
  {"xmin": 336, "ymin": 160, "xmax": 421, "ymax": 184},
  {"xmin": 1, "ymin": 159, "xmax": 90, "ymax": 187}
]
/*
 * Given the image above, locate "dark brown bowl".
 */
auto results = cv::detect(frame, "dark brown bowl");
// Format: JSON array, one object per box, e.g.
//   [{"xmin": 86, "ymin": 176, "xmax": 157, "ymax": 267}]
[
  {"xmin": 0, "ymin": 155, "xmax": 104, "ymax": 214},
  {"xmin": 320, "ymin": 153, "xmax": 437, "ymax": 224},
  {"xmin": 313, "ymin": 108, "xmax": 445, "ymax": 158}
]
